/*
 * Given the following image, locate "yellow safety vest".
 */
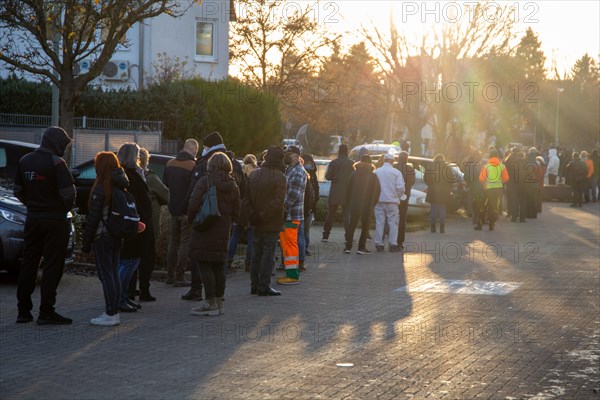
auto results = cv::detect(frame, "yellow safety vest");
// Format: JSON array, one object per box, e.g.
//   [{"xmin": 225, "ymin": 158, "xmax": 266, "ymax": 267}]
[{"xmin": 485, "ymin": 164, "xmax": 504, "ymax": 189}]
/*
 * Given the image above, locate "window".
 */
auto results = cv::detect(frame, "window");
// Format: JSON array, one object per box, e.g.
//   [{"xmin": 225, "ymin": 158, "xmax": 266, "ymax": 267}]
[{"xmin": 195, "ymin": 20, "xmax": 216, "ymax": 61}]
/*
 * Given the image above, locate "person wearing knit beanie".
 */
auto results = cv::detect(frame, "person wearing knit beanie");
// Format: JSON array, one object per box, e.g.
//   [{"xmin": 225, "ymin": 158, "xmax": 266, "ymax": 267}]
[{"xmin": 203, "ymin": 132, "xmax": 224, "ymax": 148}]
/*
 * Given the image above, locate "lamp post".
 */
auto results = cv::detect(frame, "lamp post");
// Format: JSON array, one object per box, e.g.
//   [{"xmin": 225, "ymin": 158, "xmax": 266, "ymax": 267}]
[{"xmin": 554, "ymin": 88, "xmax": 564, "ymax": 146}]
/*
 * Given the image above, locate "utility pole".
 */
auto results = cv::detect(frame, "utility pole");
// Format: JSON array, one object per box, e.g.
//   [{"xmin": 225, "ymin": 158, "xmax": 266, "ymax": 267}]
[{"xmin": 51, "ymin": 4, "xmax": 61, "ymax": 126}]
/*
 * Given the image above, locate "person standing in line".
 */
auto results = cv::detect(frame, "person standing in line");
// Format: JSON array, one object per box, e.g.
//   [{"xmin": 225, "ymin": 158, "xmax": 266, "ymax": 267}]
[
  {"xmin": 81, "ymin": 152, "xmax": 130, "ymax": 326},
  {"xmin": 321, "ymin": 144, "xmax": 354, "ymax": 242},
  {"xmin": 535, "ymin": 156, "xmax": 546, "ymax": 214},
  {"xmin": 245, "ymin": 146, "xmax": 287, "ymax": 296},
  {"xmin": 298, "ymin": 158, "xmax": 314, "ymax": 272},
  {"xmin": 546, "ymin": 148, "xmax": 560, "ymax": 185},
  {"xmin": 116, "ymin": 143, "xmax": 153, "ymax": 312},
  {"xmin": 301, "ymin": 154, "xmax": 319, "ymax": 256},
  {"xmin": 373, "ymin": 153, "xmax": 405, "ymax": 251},
  {"xmin": 425, "ymin": 154, "xmax": 454, "ymax": 234},
  {"xmin": 477, "ymin": 150, "xmax": 509, "ymax": 231},
  {"xmin": 188, "ymin": 152, "xmax": 240, "ymax": 316},
  {"xmin": 226, "ymin": 154, "xmax": 257, "ymax": 273},
  {"xmin": 393, "ymin": 151, "xmax": 415, "ymax": 250},
  {"xmin": 590, "ymin": 148, "xmax": 599, "ymax": 202},
  {"xmin": 164, "ymin": 139, "xmax": 198, "ymax": 288},
  {"xmin": 278, "ymin": 146, "xmax": 306, "ymax": 285},
  {"xmin": 184, "ymin": 132, "xmax": 242, "ymax": 301},
  {"xmin": 14, "ymin": 126, "xmax": 76, "ymax": 325},
  {"xmin": 344, "ymin": 155, "xmax": 380, "ymax": 254},
  {"xmin": 581, "ymin": 150, "xmax": 595, "ymax": 203},
  {"xmin": 566, "ymin": 152, "xmax": 588, "ymax": 207},
  {"xmin": 505, "ymin": 151, "xmax": 528, "ymax": 223},
  {"xmin": 128, "ymin": 148, "xmax": 169, "ymax": 302}
]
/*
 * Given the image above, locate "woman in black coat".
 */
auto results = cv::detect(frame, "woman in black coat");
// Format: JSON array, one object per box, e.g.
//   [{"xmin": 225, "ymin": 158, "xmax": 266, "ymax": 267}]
[
  {"xmin": 188, "ymin": 152, "xmax": 240, "ymax": 316},
  {"xmin": 117, "ymin": 143, "xmax": 153, "ymax": 311}
]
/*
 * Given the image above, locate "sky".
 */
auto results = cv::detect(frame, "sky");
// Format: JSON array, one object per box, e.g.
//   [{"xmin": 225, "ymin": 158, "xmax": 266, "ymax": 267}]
[{"xmin": 318, "ymin": 0, "xmax": 599, "ymax": 76}]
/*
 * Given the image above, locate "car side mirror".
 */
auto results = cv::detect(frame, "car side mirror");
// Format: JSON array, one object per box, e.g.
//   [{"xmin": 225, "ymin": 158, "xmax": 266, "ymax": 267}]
[{"xmin": 71, "ymin": 168, "xmax": 81, "ymax": 178}]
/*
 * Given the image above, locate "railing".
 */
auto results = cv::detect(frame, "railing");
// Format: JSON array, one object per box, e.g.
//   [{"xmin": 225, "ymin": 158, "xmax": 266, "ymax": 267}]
[{"xmin": 0, "ymin": 113, "xmax": 162, "ymax": 131}]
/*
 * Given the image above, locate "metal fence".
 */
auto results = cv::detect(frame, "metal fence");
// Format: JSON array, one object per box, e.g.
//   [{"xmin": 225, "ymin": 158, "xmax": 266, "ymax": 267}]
[{"xmin": 0, "ymin": 114, "xmax": 164, "ymax": 167}]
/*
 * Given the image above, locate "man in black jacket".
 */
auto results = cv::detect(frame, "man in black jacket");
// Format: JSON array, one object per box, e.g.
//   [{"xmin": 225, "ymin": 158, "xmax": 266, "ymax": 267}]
[
  {"xmin": 164, "ymin": 138, "xmax": 198, "ymax": 287},
  {"xmin": 14, "ymin": 127, "xmax": 76, "ymax": 325},
  {"xmin": 322, "ymin": 144, "xmax": 355, "ymax": 241},
  {"xmin": 393, "ymin": 151, "xmax": 415, "ymax": 249},
  {"xmin": 244, "ymin": 146, "xmax": 287, "ymax": 296}
]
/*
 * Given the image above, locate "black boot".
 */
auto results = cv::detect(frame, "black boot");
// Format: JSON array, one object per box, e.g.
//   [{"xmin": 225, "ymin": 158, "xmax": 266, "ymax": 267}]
[
  {"xmin": 440, "ymin": 224, "xmax": 445, "ymax": 234},
  {"xmin": 430, "ymin": 224, "xmax": 436, "ymax": 233}
]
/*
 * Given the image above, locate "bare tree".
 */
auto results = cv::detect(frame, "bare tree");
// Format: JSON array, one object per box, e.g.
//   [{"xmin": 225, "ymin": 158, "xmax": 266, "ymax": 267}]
[
  {"xmin": 364, "ymin": 0, "xmax": 516, "ymax": 154},
  {"xmin": 0, "ymin": 0, "xmax": 187, "ymax": 136},
  {"xmin": 230, "ymin": 0, "xmax": 340, "ymax": 93}
]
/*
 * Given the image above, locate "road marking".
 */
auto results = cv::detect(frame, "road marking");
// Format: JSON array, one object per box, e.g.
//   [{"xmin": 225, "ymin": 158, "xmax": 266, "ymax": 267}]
[{"xmin": 395, "ymin": 278, "xmax": 522, "ymax": 295}]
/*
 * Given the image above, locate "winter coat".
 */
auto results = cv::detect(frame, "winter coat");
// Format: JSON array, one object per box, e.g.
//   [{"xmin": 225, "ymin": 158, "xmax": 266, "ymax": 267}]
[
  {"xmin": 479, "ymin": 157, "xmax": 509, "ymax": 190},
  {"xmin": 566, "ymin": 159, "xmax": 588, "ymax": 184},
  {"xmin": 120, "ymin": 167, "xmax": 153, "ymax": 259},
  {"xmin": 81, "ymin": 167, "xmax": 130, "ymax": 253},
  {"xmin": 144, "ymin": 168, "xmax": 169, "ymax": 239},
  {"xmin": 14, "ymin": 128, "xmax": 75, "ymax": 219},
  {"xmin": 345, "ymin": 161, "xmax": 381, "ymax": 215},
  {"xmin": 187, "ymin": 170, "xmax": 240, "ymax": 263},
  {"xmin": 244, "ymin": 162, "xmax": 287, "ymax": 232},
  {"xmin": 303, "ymin": 173, "xmax": 315, "ymax": 219},
  {"xmin": 325, "ymin": 155, "xmax": 355, "ymax": 205},
  {"xmin": 164, "ymin": 150, "xmax": 196, "ymax": 216},
  {"xmin": 546, "ymin": 149, "xmax": 560, "ymax": 176},
  {"xmin": 284, "ymin": 162, "xmax": 307, "ymax": 221},
  {"xmin": 425, "ymin": 161, "xmax": 454, "ymax": 204}
]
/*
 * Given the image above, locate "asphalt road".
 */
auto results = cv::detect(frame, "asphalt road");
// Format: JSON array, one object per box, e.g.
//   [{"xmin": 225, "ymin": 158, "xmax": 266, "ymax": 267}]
[{"xmin": 1, "ymin": 203, "xmax": 598, "ymax": 399}]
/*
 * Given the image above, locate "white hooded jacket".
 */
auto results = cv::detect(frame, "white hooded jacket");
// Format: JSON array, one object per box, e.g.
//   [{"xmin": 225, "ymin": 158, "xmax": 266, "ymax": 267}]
[{"xmin": 547, "ymin": 148, "xmax": 560, "ymax": 175}]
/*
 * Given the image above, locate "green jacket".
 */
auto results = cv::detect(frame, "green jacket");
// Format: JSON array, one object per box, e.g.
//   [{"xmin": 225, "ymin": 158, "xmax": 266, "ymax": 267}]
[{"xmin": 144, "ymin": 169, "xmax": 169, "ymax": 239}]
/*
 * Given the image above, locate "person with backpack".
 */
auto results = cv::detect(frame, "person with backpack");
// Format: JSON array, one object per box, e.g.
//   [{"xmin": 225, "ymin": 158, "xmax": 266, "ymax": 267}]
[
  {"xmin": 81, "ymin": 152, "xmax": 140, "ymax": 326},
  {"xmin": 117, "ymin": 143, "xmax": 153, "ymax": 312},
  {"xmin": 187, "ymin": 152, "xmax": 240, "ymax": 316}
]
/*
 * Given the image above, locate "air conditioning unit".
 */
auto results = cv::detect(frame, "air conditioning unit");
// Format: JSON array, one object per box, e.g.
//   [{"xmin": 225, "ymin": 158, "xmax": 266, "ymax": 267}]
[
  {"xmin": 102, "ymin": 60, "xmax": 129, "ymax": 81},
  {"xmin": 76, "ymin": 59, "xmax": 92, "ymax": 76}
]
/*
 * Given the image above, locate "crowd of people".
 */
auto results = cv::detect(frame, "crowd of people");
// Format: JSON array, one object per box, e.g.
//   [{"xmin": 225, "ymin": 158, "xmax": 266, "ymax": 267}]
[{"xmin": 13, "ymin": 126, "xmax": 599, "ymax": 326}]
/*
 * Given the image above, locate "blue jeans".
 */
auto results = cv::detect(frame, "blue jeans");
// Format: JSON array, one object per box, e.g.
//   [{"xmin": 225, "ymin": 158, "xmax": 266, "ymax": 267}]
[
  {"xmin": 227, "ymin": 224, "xmax": 254, "ymax": 265},
  {"xmin": 430, "ymin": 203, "xmax": 447, "ymax": 225},
  {"xmin": 93, "ymin": 234, "xmax": 122, "ymax": 316},
  {"xmin": 297, "ymin": 220, "xmax": 305, "ymax": 263},
  {"xmin": 118, "ymin": 258, "xmax": 140, "ymax": 306}
]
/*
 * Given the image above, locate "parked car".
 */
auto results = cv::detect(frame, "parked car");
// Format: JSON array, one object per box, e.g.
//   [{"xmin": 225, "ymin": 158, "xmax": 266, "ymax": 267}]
[
  {"xmin": 71, "ymin": 153, "xmax": 174, "ymax": 214},
  {"xmin": 348, "ymin": 143, "xmax": 401, "ymax": 162},
  {"xmin": 0, "ymin": 140, "xmax": 75, "ymax": 273}
]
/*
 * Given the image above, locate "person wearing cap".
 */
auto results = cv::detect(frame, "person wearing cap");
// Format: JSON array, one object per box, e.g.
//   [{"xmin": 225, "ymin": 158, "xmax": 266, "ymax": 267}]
[
  {"xmin": 344, "ymin": 155, "xmax": 380, "ymax": 254},
  {"xmin": 278, "ymin": 145, "xmax": 307, "ymax": 285},
  {"xmin": 14, "ymin": 126, "xmax": 76, "ymax": 325},
  {"xmin": 322, "ymin": 144, "xmax": 355, "ymax": 242},
  {"xmin": 373, "ymin": 153, "xmax": 405, "ymax": 252},
  {"xmin": 244, "ymin": 146, "xmax": 287, "ymax": 296}
]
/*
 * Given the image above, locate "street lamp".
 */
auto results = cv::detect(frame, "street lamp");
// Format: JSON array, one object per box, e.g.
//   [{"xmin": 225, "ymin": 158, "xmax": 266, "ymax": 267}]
[{"xmin": 554, "ymin": 88, "xmax": 564, "ymax": 146}]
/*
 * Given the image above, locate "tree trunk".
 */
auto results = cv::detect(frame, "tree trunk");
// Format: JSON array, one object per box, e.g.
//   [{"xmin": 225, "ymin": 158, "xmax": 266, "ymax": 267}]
[{"xmin": 58, "ymin": 75, "xmax": 82, "ymax": 166}]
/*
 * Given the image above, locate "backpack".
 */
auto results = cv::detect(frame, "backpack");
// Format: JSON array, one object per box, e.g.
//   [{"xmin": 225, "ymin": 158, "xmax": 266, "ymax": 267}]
[
  {"xmin": 104, "ymin": 187, "xmax": 141, "ymax": 238},
  {"xmin": 192, "ymin": 176, "xmax": 221, "ymax": 232}
]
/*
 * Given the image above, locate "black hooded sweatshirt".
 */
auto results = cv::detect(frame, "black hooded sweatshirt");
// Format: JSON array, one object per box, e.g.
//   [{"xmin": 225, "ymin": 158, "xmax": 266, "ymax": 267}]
[{"xmin": 14, "ymin": 127, "xmax": 76, "ymax": 219}]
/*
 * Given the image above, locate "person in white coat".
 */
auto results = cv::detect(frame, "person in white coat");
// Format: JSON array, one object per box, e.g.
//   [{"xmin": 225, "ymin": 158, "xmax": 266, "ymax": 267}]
[
  {"xmin": 373, "ymin": 153, "xmax": 405, "ymax": 252},
  {"xmin": 546, "ymin": 148, "xmax": 560, "ymax": 185}
]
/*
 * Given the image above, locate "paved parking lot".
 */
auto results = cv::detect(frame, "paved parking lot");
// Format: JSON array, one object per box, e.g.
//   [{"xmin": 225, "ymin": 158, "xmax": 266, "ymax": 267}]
[{"xmin": 1, "ymin": 203, "xmax": 599, "ymax": 399}]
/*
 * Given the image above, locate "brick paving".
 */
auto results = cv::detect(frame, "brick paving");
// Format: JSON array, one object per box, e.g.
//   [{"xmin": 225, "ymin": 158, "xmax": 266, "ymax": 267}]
[{"xmin": 1, "ymin": 203, "xmax": 598, "ymax": 399}]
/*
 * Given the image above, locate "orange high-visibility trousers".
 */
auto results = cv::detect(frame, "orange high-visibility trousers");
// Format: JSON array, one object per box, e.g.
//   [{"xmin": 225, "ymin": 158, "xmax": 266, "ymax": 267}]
[{"xmin": 279, "ymin": 220, "xmax": 300, "ymax": 279}]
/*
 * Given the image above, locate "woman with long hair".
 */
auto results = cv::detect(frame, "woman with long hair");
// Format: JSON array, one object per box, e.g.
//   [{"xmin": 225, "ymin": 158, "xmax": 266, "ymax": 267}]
[
  {"xmin": 81, "ymin": 152, "xmax": 130, "ymax": 326},
  {"xmin": 188, "ymin": 152, "xmax": 240, "ymax": 316},
  {"xmin": 117, "ymin": 143, "xmax": 153, "ymax": 311}
]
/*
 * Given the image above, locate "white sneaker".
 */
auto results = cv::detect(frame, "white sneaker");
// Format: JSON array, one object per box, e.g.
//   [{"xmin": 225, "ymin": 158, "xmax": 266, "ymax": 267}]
[{"xmin": 90, "ymin": 313, "xmax": 120, "ymax": 326}]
